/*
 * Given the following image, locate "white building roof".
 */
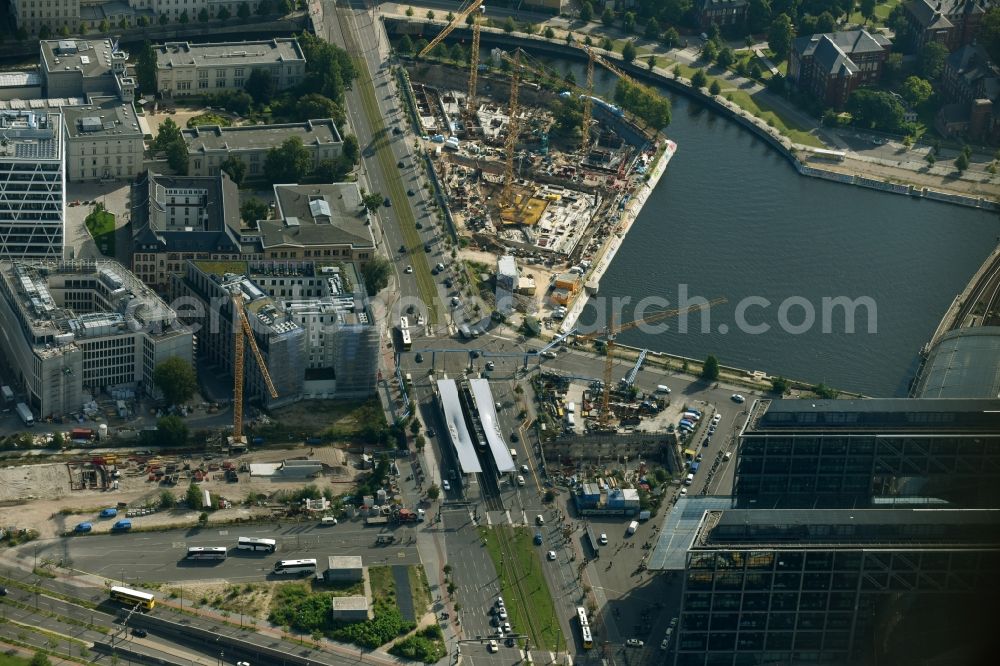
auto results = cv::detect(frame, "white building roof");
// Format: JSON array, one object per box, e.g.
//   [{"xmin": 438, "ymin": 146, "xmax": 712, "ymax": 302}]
[
  {"xmin": 469, "ymin": 378, "xmax": 515, "ymax": 473},
  {"xmin": 437, "ymin": 379, "xmax": 482, "ymax": 474}
]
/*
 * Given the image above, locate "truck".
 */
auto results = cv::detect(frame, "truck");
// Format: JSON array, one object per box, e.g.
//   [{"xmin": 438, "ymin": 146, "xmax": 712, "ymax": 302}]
[
  {"xmin": 626, "ymin": 520, "xmax": 639, "ymax": 536},
  {"xmin": 365, "ymin": 515, "xmax": 389, "ymax": 527},
  {"xmin": 395, "ymin": 509, "xmax": 422, "ymax": 523},
  {"xmin": 15, "ymin": 403, "xmax": 33, "ymax": 426},
  {"xmin": 0, "ymin": 386, "xmax": 13, "ymax": 403},
  {"xmin": 71, "ymin": 428, "xmax": 94, "ymax": 441}
]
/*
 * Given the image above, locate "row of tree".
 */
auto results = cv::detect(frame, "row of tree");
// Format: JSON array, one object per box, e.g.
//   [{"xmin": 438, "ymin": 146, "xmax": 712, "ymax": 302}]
[{"xmin": 613, "ymin": 79, "xmax": 673, "ymax": 130}]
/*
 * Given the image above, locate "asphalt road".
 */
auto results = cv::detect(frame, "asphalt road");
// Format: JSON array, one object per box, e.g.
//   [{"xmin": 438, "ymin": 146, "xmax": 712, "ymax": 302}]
[{"xmin": 24, "ymin": 521, "xmax": 421, "ymax": 583}]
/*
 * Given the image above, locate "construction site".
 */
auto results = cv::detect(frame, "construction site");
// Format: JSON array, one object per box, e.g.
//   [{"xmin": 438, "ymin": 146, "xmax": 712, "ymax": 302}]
[{"xmin": 398, "ymin": 2, "xmax": 671, "ymax": 322}]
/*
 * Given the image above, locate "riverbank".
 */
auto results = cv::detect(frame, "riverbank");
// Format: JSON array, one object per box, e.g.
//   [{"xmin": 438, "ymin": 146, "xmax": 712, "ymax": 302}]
[
  {"xmin": 381, "ymin": 12, "xmax": 999, "ymax": 210},
  {"xmin": 558, "ymin": 140, "xmax": 677, "ymax": 337}
]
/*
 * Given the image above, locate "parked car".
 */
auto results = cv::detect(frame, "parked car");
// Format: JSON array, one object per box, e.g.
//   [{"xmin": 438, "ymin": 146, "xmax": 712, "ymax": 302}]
[
  {"xmin": 488, "ymin": 640, "xmax": 498, "ymax": 653},
  {"xmin": 442, "ymin": 480, "xmax": 451, "ymax": 491},
  {"xmin": 132, "ymin": 628, "xmax": 148, "ymax": 638},
  {"xmin": 485, "ymin": 361, "xmax": 495, "ymax": 371},
  {"xmin": 625, "ymin": 639, "xmax": 644, "ymax": 647},
  {"xmin": 731, "ymin": 394, "xmax": 745, "ymax": 403},
  {"xmin": 547, "ymin": 550, "xmax": 557, "ymax": 561},
  {"xmin": 599, "ymin": 533, "xmax": 608, "ymax": 545}
]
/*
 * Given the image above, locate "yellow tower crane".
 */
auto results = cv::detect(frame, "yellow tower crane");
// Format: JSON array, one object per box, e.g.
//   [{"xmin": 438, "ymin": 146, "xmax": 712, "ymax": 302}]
[
  {"xmin": 500, "ymin": 48, "xmax": 521, "ymax": 208},
  {"xmin": 580, "ymin": 49, "xmax": 595, "ymax": 152},
  {"xmin": 417, "ymin": 0, "xmax": 485, "ymax": 114},
  {"xmin": 575, "ymin": 298, "xmax": 727, "ymax": 430},
  {"xmin": 230, "ymin": 288, "xmax": 278, "ymax": 449}
]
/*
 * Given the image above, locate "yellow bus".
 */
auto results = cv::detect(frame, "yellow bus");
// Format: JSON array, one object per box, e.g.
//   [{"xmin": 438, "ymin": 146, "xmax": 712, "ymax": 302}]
[{"xmin": 110, "ymin": 586, "xmax": 155, "ymax": 611}]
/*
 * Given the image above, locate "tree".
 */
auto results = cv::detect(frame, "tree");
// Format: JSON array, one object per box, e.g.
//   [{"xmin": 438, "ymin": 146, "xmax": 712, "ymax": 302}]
[
  {"xmin": 153, "ymin": 357, "xmax": 197, "ymax": 405},
  {"xmin": 901, "ymin": 76, "xmax": 933, "ymax": 107},
  {"xmin": 622, "ymin": 40, "xmax": 638, "ymax": 63},
  {"xmin": 160, "ymin": 489, "xmax": 177, "ymax": 508},
  {"xmin": 198, "ymin": 8, "xmax": 210, "ymax": 22},
  {"xmin": 361, "ymin": 191, "xmax": 384, "ymax": 213},
  {"xmin": 983, "ymin": 7, "xmax": 1000, "ymax": 63},
  {"xmin": 51, "ymin": 431, "xmax": 65, "ymax": 448},
  {"xmin": 918, "ymin": 42, "xmax": 948, "ymax": 80},
  {"xmin": 264, "ymin": 137, "xmax": 312, "ymax": 183},
  {"xmin": 238, "ymin": 2, "xmax": 252, "ymax": 20},
  {"xmin": 59, "ymin": 25, "xmax": 70, "ymax": 37},
  {"xmin": 159, "ymin": 13, "xmax": 169, "ymax": 25},
  {"xmin": 579, "ymin": 1, "xmax": 593, "ymax": 22},
  {"xmin": 427, "ymin": 484, "xmax": 440, "ymax": 500},
  {"xmin": 343, "ymin": 134, "xmax": 360, "ymax": 164},
  {"xmin": 426, "ymin": 10, "xmax": 435, "ymax": 19},
  {"xmin": 645, "ymin": 17, "xmax": 661, "ymax": 40},
  {"xmin": 716, "ymin": 46, "xmax": 735, "ymax": 69},
  {"xmin": 220, "ymin": 156, "xmax": 247, "ymax": 186},
  {"xmin": 860, "ymin": 0, "xmax": 876, "ymax": 23},
  {"xmin": 450, "ymin": 43, "xmax": 466, "ymax": 63},
  {"xmin": 241, "ymin": 197, "xmax": 269, "ymax": 224},
  {"xmin": 218, "ymin": 7, "xmax": 231, "ymax": 21},
  {"xmin": 157, "ymin": 415, "xmax": 189, "ymax": 448},
  {"xmin": 847, "ymin": 88, "xmax": 905, "ymax": 132},
  {"xmin": 701, "ymin": 39, "xmax": 718, "ymax": 63},
  {"xmin": 138, "ymin": 16, "xmax": 149, "ymax": 27},
  {"xmin": 99, "ymin": 19, "xmax": 109, "ymax": 33},
  {"xmin": 245, "ymin": 68, "xmax": 274, "ymax": 104},
  {"xmin": 691, "ymin": 69, "xmax": 708, "ymax": 88},
  {"xmin": 414, "ymin": 434, "xmax": 425, "ymax": 451},
  {"xmin": 136, "ymin": 41, "xmax": 157, "ymax": 96},
  {"xmin": 446, "ymin": 11, "xmax": 454, "ymax": 21},
  {"xmin": 504, "ymin": 16, "xmax": 515, "ymax": 33},
  {"xmin": 768, "ymin": 14, "xmax": 795, "ymax": 61},
  {"xmin": 398, "ymin": 34, "xmax": 414, "ymax": 55},
  {"xmin": 662, "ymin": 27, "xmax": 680, "ymax": 49},
  {"xmin": 544, "ymin": 26, "xmax": 555, "ymax": 39},
  {"xmin": 405, "ymin": 6, "xmax": 414, "ymax": 17},
  {"xmin": 701, "ymin": 354, "xmax": 720, "ymax": 381},
  {"xmin": 883, "ymin": 52, "xmax": 903, "ymax": 83},
  {"xmin": 771, "ymin": 376, "xmax": 789, "ymax": 394},
  {"xmin": 815, "ymin": 11, "xmax": 836, "ymax": 34},
  {"xmin": 709, "ymin": 79, "xmax": 722, "ymax": 95},
  {"xmin": 623, "ymin": 11, "xmax": 636, "ymax": 33},
  {"xmin": 198, "ymin": 511, "xmax": 209, "ymax": 526},
  {"xmin": 409, "ymin": 419, "xmax": 421, "ymax": 435},
  {"xmin": 179, "ymin": 10, "xmax": 189, "ymax": 24},
  {"xmin": 647, "ymin": 55, "xmax": 657, "ymax": 71},
  {"xmin": 166, "ymin": 141, "xmax": 188, "ymax": 174},
  {"xmin": 602, "ymin": 6, "xmax": 615, "ymax": 27},
  {"xmin": 153, "ymin": 118, "xmax": 182, "ymax": 152},
  {"xmin": 29, "ymin": 652, "xmax": 51, "ymax": 666},
  {"xmin": 186, "ymin": 483, "xmax": 203, "ymax": 508},
  {"xmin": 955, "ymin": 152, "xmax": 970, "ymax": 172},
  {"xmin": 294, "ymin": 93, "xmax": 344, "ymax": 124},
  {"xmin": 748, "ymin": 0, "xmax": 773, "ymax": 33},
  {"xmin": 925, "ymin": 151, "xmax": 936, "ymax": 167},
  {"xmin": 361, "ymin": 256, "xmax": 392, "ymax": 294},
  {"xmin": 614, "ymin": 79, "xmax": 672, "ymax": 128},
  {"xmin": 601, "ymin": 36, "xmax": 614, "ymax": 51}
]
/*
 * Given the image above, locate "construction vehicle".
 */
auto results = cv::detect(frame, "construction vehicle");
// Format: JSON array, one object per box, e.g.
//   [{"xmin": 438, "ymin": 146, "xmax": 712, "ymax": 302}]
[
  {"xmin": 228, "ymin": 288, "xmax": 278, "ymax": 451},
  {"xmin": 575, "ymin": 298, "xmax": 726, "ymax": 429}
]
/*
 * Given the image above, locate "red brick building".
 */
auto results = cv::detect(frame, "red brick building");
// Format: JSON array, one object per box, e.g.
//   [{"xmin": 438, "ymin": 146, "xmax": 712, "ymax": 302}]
[
  {"xmin": 788, "ymin": 30, "xmax": 893, "ymax": 109},
  {"xmin": 902, "ymin": 0, "xmax": 986, "ymax": 51}
]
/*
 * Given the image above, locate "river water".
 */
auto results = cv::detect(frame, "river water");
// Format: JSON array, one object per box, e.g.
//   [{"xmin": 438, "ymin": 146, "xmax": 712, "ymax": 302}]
[{"xmin": 561, "ymin": 65, "xmax": 998, "ymax": 397}]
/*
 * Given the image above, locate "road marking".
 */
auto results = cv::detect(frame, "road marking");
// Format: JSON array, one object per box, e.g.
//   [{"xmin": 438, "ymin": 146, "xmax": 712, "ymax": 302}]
[
  {"xmin": 485, "ymin": 513, "xmax": 493, "ymax": 526},
  {"xmin": 217, "ymin": 530, "xmax": 228, "ymax": 536},
  {"xmin": 171, "ymin": 541, "xmax": 185, "ymax": 549}
]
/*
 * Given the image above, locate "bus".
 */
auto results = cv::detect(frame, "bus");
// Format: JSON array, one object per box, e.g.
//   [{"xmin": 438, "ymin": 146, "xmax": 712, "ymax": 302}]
[
  {"xmin": 401, "ymin": 328, "xmax": 412, "ymax": 351},
  {"xmin": 272, "ymin": 558, "xmax": 318, "ymax": 575},
  {"xmin": 576, "ymin": 607, "xmax": 593, "ymax": 649},
  {"xmin": 400, "ymin": 316, "xmax": 410, "ymax": 331},
  {"xmin": 186, "ymin": 546, "xmax": 228, "ymax": 561},
  {"xmin": 110, "ymin": 586, "xmax": 155, "ymax": 611},
  {"xmin": 237, "ymin": 536, "xmax": 276, "ymax": 552}
]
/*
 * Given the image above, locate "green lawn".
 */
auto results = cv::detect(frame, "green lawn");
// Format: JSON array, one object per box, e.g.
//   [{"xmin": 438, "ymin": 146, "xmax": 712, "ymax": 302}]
[
  {"xmin": 187, "ymin": 112, "xmax": 232, "ymax": 128},
  {"xmin": 480, "ymin": 526, "xmax": 563, "ymax": 652},
  {"xmin": 724, "ymin": 88, "xmax": 825, "ymax": 148},
  {"xmin": 0, "ymin": 655, "xmax": 31, "ymax": 666},
  {"xmin": 84, "ymin": 207, "xmax": 115, "ymax": 256}
]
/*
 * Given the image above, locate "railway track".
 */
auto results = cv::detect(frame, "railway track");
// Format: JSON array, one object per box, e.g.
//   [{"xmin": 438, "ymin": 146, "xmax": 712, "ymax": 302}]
[{"xmin": 953, "ymin": 252, "xmax": 1000, "ymax": 329}]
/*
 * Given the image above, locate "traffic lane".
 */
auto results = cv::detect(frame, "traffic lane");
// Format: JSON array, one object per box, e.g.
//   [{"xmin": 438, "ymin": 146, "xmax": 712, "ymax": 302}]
[
  {"xmin": 26, "ymin": 522, "xmax": 423, "ymax": 582},
  {"xmin": 444, "ymin": 508, "xmax": 502, "ymax": 639}
]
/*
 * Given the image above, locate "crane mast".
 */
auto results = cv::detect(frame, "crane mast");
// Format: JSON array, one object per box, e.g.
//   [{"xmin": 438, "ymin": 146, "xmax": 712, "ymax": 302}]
[
  {"xmin": 581, "ymin": 49, "xmax": 594, "ymax": 152},
  {"xmin": 230, "ymin": 288, "xmax": 278, "ymax": 445},
  {"xmin": 501, "ymin": 49, "xmax": 521, "ymax": 208},
  {"xmin": 467, "ymin": 5, "xmax": 485, "ymax": 114},
  {"xmin": 577, "ymin": 298, "xmax": 727, "ymax": 429}
]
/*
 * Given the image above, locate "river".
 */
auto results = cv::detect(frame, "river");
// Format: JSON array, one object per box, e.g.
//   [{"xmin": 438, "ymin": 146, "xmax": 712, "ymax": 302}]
[{"xmin": 559, "ymin": 63, "xmax": 998, "ymax": 397}]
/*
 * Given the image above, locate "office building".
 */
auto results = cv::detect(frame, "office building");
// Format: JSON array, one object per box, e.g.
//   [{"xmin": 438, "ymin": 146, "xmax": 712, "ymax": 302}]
[
  {"xmin": 173, "ymin": 260, "xmax": 379, "ymax": 403},
  {"xmin": 255, "ymin": 183, "xmax": 376, "ymax": 265},
  {"xmin": 183, "ymin": 119, "xmax": 343, "ymax": 180},
  {"xmin": 10, "ymin": 0, "xmax": 80, "ymax": 37},
  {"xmin": 734, "ymin": 398, "xmax": 1000, "ymax": 508},
  {"xmin": 40, "ymin": 39, "xmax": 135, "ymax": 102},
  {"xmin": 0, "ymin": 111, "xmax": 65, "ymax": 260},
  {"xmin": 155, "ymin": 39, "xmax": 305, "ymax": 98},
  {"xmin": 0, "ymin": 259, "xmax": 193, "ymax": 417},
  {"xmin": 62, "ymin": 96, "xmax": 144, "ymax": 183},
  {"xmin": 131, "ymin": 171, "xmax": 243, "ymax": 292},
  {"xmin": 655, "ymin": 502, "xmax": 1000, "ymax": 666}
]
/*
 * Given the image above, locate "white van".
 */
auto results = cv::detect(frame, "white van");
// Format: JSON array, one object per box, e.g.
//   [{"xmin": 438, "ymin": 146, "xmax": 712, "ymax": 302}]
[
  {"xmin": 510, "ymin": 448, "xmax": 518, "ymax": 459},
  {"xmin": 566, "ymin": 401, "xmax": 576, "ymax": 413},
  {"xmin": 626, "ymin": 520, "xmax": 638, "ymax": 535},
  {"xmin": 656, "ymin": 385, "xmax": 671, "ymax": 394},
  {"xmin": 685, "ymin": 473, "xmax": 694, "ymax": 486},
  {"xmin": 536, "ymin": 514, "xmax": 545, "ymax": 525}
]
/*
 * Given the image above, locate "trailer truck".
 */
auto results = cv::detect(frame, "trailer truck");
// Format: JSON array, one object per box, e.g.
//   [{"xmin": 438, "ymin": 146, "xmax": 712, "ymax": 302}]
[{"xmin": 15, "ymin": 403, "xmax": 33, "ymax": 426}]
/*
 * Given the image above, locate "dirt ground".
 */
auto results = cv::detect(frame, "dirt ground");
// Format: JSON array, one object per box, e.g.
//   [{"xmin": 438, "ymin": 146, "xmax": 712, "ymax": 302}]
[{"xmin": 0, "ymin": 444, "xmax": 360, "ymax": 539}]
